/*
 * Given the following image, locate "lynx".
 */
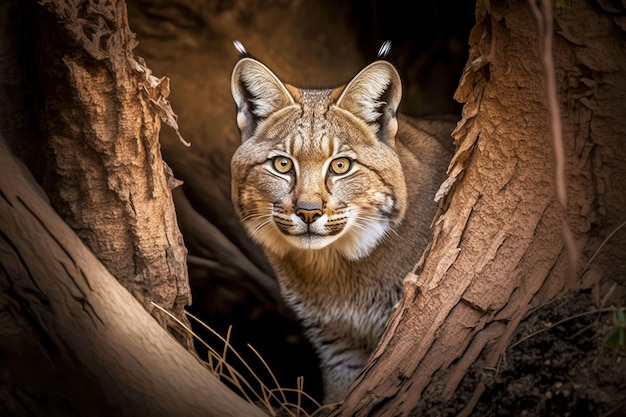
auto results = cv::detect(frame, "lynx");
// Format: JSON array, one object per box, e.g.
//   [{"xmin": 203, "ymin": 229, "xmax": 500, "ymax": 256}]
[{"xmin": 230, "ymin": 47, "xmax": 454, "ymax": 403}]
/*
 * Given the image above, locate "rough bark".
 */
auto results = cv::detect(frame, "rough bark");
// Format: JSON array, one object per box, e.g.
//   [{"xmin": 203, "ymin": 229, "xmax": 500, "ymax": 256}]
[
  {"xmin": 1, "ymin": 0, "xmax": 193, "ymax": 346},
  {"xmin": 0, "ymin": 134, "xmax": 266, "ymax": 417},
  {"xmin": 332, "ymin": 0, "xmax": 626, "ymax": 415}
]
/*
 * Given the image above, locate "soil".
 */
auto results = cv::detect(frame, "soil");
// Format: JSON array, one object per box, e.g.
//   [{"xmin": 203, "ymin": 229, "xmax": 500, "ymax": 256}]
[{"xmin": 421, "ymin": 288, "xmax": 626, "ymax": 417}]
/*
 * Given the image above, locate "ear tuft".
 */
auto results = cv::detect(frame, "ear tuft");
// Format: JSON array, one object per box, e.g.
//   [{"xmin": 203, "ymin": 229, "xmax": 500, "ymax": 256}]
[
  {"xmin": 336, "ymin": 61, "xmax": 402, "ymax": 145},
  {"xmin": 231, "ymin": 58, "xmax": 295, "ymax": 141},
  {"xmin": 232, "ymin": 40, "xmax": 250, "ymax": 57},
  {"xmin": 377, "ymin": 40, "xmax": 392, "ymax": 60}
]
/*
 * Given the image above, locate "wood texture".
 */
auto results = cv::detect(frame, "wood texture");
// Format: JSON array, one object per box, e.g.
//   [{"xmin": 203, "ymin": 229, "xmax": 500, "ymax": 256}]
[
  {"xmin": 27, "ymin": 0, "xmax": 193, "ymax": 345},
  {"xmin": 0, "ymin": 134, "xmax": 266, "ymax": 417}
]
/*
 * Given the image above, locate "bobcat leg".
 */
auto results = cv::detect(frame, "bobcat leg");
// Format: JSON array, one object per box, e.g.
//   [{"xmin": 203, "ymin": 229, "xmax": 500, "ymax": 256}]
[{"xmin": 315, "ymin": 339, "xmax": 370, "ymax": 403}]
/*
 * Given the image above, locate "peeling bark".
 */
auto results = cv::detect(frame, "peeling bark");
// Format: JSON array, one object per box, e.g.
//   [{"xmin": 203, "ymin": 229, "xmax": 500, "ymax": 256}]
[{"xmin": 3, "ymin": 0, "xmax": 194, "ymax": 346}]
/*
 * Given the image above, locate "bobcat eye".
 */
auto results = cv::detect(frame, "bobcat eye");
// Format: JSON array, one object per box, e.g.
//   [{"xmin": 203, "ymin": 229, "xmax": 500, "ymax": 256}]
[
  {"xmin": 329, "ymin": 157, "xmax": 352, "ymax": 175},
  {"xmin": 272, "ymin": 156, "xmax": 293, "ymax": 174}
]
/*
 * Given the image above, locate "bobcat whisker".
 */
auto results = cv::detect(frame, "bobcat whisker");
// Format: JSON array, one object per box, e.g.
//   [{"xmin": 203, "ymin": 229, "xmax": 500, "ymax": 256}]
[
  {"xmin": 351, "ymin": 219, "xmax": 385, "ymax": 236},
  {"xmin": 353, "ymin": 214, "xmax": 397, "ymax": 238},
  {"xmin": 359, "ymin": 214, "xmax": 400, "ymax": 238},
  {"xmin": 241, "ymin": 211, "xmax": 272, "ymax": 222},
  {"xmin": 250, "ymin": 218, "xmax": 273, "ymax": 237},
  {"xmin": 353, "ymin": 213, "xmax": 386, "ymax": 223},
  {"xmin": 386, "ymin": 224, "xmax": 401, "ymax": 237},
  {"xmin": 240, "ymin": 202, "xmax": 273, "ymax": 221},
  {"xmin": 352, "ymin": 212, "xmax": 387, "ymax": 223}
]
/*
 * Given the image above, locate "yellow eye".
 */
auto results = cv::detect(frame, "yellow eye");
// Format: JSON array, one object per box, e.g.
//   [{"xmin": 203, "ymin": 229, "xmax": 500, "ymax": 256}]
[
  {"xmin": 329, "ymin": 157, "xmax": 352, "ymax": 175},
  {"xmin": 272, "ymin": 156, "xmax": 293, "ymax": 174}
]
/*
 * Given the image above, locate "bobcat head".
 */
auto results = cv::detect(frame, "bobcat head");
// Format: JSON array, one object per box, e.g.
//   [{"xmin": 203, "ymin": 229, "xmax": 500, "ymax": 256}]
[{"xmin": 230, "ymin": 57, "xmax": 407, "ymax": 261}]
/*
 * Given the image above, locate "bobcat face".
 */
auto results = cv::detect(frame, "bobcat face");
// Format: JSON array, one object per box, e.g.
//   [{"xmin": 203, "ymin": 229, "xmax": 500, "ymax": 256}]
[{"xmin": 231, "ymin": 58, "xmax": 407, "ymax": 260}]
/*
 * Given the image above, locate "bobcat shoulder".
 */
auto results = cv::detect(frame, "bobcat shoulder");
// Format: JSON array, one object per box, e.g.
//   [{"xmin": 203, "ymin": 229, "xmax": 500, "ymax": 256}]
[{"xmin": 230, "ymin": 52, "xmax": 454, "ymax": 403}]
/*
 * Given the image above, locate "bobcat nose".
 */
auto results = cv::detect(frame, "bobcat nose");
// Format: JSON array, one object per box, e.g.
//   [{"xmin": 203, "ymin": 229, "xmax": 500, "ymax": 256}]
[{"xmin": 295, "ymin": 206, "xmax": 323, "ymax": 224}]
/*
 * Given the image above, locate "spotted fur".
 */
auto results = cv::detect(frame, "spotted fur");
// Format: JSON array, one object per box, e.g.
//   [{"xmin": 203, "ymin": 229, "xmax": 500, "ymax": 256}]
[{"xmin": 230, "ymin": 55, "xmax": 454, "ymax": 403}]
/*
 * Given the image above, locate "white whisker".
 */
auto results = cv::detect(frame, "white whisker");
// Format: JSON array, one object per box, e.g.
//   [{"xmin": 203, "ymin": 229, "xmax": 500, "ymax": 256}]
[
  {"xmin": 251, "ymin": 218, "xmax": 273, "ymax": 236},
  {"xmin": 242, "ymin": 211, "xmax": 271, "ymax": 222},
  {"xmin": 243, "ymin": 212, "xmax": 273, "ymax": 233}
]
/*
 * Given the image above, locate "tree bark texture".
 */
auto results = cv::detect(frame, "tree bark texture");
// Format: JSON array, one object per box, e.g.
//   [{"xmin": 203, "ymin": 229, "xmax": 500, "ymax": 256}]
[
  {"xmin": 3, "ymin": 0, "xmax": 193, "ymax": 346},
  {"xmin": 333, "ymin": 0, "xmax": 626, "ymax": 415},
  {"xmin": 0, "ymin": 134, "xmax": 265, "ymax": 417}
]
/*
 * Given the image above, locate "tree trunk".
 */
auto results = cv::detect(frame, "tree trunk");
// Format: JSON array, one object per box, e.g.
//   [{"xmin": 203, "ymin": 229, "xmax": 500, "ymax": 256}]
[
  {"xmin": 0, "ymin": 0, "xmax": 193, "ymax": 347},
  {"xmin": 332, "ymin": 0, "xmax": 626, "ymax": 415},
  {"xmin": 0, "ymin": 135, "xmax": 265, "ymax": 417}
]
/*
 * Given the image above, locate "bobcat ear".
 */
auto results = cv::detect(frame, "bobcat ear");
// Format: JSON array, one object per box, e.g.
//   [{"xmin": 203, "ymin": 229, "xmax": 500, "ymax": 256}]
[
  {"xmin": 231, "ymin": 57, "xmax": 295, "ymax": 141},
  {"xmin": 336, "ymin": 61, "xmax": 402, "ymax": 145}
]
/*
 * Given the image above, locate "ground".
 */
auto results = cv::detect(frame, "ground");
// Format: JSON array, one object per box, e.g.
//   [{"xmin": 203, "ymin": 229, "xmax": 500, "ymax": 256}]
[
  {"xmin": 422, "ymin": 288, "xmax": 626, "ymax": 417},
  {"xmin": 190, "ymin": 287, "xmax": 626, "ymax": 417}
]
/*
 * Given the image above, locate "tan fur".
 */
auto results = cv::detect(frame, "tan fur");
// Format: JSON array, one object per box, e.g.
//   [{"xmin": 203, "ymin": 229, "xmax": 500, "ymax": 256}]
[{"xmin": 231, "ymin": 56, "xmax": 454, "ymax": 403}]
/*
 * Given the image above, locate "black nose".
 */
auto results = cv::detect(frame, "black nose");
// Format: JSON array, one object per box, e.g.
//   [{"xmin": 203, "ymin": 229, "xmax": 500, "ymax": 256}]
[{"xmin": 295, "ymin": 207, "xmax": 323, "ymax": 224}]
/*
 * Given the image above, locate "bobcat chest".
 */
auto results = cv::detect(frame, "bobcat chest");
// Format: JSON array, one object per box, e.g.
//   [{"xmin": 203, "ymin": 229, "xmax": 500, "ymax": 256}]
[{"xmin": 270, "ymin": 249, "xmax": 399, "ymax": 346}]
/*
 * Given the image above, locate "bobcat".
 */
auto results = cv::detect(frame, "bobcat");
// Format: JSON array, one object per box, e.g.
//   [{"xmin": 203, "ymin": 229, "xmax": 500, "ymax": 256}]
[{"xmin": 230, "ymin": 48, "xmax": 454, "ymax": 403}]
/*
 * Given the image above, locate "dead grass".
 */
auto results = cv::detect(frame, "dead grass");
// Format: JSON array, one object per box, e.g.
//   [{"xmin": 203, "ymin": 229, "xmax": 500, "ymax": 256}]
[{"xmin": 152, "ymin": 303, "xmax": 331, "ymax": 416}]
